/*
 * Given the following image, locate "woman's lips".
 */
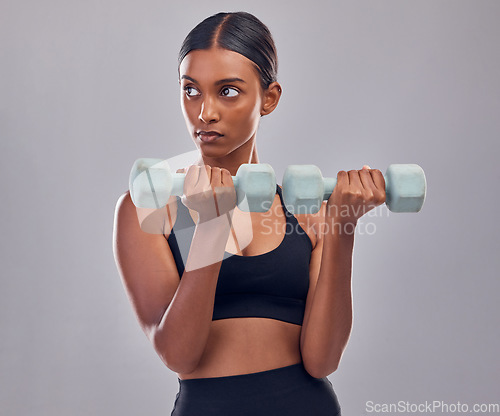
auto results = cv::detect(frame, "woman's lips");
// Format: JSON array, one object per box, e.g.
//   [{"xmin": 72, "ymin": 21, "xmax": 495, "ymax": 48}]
[{"xmin": 198, "ymin": 132, "xmax": 223, "ymax": 142}]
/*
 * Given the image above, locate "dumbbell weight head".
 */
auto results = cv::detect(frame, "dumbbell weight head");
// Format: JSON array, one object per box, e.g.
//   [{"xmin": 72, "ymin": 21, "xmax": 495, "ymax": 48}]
[
  {"xmin": 282, "ymin": 164, "xmax": 324, "ymax": 215},
  {"xmin": 129, "ymin": 158, "xmax": 173, "ymax": 209},
  {"xmin": 385, "ymin": 164, "xmax": 427, "ymax": 213},
  {"xmin": 235, "ymin": 163, "xmax": 277, "ymax": 212}
]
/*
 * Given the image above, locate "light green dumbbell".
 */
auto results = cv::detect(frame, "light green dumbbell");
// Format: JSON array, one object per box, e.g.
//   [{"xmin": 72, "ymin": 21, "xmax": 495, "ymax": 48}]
[
  {"xmin": 129, "ymin": 158, "xmax": 277, "ymax": 212},
  {"xmin": 282, "ymin": 164, "xmax": 427, "ymax": 215}
]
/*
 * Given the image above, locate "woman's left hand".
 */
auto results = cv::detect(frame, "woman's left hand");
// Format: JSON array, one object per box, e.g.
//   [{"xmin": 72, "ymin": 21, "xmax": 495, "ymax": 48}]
[{"xmin": 326, "ymin": 165, "xmax": 386, "ymax": 225}]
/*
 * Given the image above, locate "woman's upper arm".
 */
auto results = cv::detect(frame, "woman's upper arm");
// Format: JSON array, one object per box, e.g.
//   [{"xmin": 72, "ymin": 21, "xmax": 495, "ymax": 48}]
[
  {"xmin": 112, "ymin": 190, "xmax": 180, "ymax": 342},
  {"xmin": 300, "ymin": 201, "xmax": 327, "ymax": 332}
]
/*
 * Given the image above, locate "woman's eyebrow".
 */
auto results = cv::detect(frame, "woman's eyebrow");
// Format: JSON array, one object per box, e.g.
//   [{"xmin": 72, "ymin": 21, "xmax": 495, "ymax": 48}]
[{"xmin": 181, "ymin": 75, "xmax": 246, "ymax": 85}]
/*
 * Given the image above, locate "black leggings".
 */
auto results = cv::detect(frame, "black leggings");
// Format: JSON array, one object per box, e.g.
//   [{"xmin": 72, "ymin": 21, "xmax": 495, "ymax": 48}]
[{"xmin": 170, "ymin": 362, "xmax": 342, "ymax": 415}]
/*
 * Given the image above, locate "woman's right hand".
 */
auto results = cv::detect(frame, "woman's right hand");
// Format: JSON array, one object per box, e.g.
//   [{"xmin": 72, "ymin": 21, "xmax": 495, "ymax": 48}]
[{"xmin": 179, "ymin": 165, "xmax": 237, "ymax": 223}]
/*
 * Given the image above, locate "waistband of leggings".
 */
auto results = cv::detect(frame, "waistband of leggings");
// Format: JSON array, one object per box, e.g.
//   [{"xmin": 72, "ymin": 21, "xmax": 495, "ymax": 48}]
[{"xmin": 177, "ymin": 362, "xmax": 311, "ymax": 398}]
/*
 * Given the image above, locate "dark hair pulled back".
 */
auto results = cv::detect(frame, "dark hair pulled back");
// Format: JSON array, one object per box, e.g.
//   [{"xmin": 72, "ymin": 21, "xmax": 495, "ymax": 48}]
[{"xmin": 178, "ymin": 11, "xmax": 278, "ymax": 91}]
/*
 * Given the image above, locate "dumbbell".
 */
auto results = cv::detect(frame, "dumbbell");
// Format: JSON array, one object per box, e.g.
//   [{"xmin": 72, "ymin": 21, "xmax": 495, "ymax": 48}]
[
  {"xmin": 129, "ymin": 158, "xmax": 277, "ymax": 212},
  {"xmin": 282, "ymin": 164, "xmax": 427, "ymax": 215}
]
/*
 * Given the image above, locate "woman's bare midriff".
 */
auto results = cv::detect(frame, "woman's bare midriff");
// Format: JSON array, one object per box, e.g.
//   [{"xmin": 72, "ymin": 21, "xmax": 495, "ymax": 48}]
[
  {"xmin": 177, "ymin": 317, "xmax": 303, "ymax": 379},
  {"xmin": 171, "ymin": 186, "xmax": 318, "ymax": 380}
]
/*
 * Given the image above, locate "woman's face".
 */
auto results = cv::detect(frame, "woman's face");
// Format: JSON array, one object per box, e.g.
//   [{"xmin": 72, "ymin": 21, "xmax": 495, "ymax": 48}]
[{"xmin": 178, "ymin": 47, "xmax": 274, "ymax": 159}]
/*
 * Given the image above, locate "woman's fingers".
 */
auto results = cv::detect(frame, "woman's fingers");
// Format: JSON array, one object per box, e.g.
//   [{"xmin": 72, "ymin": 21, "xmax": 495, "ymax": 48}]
[
  {"xmin": 220, "ymin": 168, "xmax": 232, "ymax": 186},
  {"xmin": 211, "ymin": 166, "xmax": 222, "ymax": 187},
  {"xmin": 336, "ymin": 170, "xmax": 348, "ymax": 185},
  {"xmin": 359, "ymin": 168, "xmax": 377, "ymax": 195},
  {"xmin": 183, "ymin": 165, "xmax": 199, "ymax": 193},
  {"xmin": 328, "ymin": 165, "xmax": 387, "ymax": 222},
  {"xmin": 180, "ymin": 165, "xmax": 237, "ymax": 221},
  {"xmin": 347, "ymin": 169, "xmax": 363, "ymax": 191},
  {"xmin": 370, "ymin": 169, "xmax": 386, "ymax": 195},
  {"xmin": 197, "ymin": 165, "xmax": 211, "ymax": 188},
  {"xmin": 359, "ymin": 166, "xmax": 385, "ymax": 203}
]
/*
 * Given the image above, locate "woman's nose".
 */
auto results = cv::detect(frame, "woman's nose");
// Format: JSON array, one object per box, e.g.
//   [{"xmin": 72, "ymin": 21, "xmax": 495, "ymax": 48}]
[{"xmin": 199, "ymin": 97, "xmax": 220, "ymax": 124}]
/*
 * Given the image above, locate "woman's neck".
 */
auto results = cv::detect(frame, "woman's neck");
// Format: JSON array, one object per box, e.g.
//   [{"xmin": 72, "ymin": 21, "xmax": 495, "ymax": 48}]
[{"xmin": 195, "ymin": 135, "xmax": 260, "ymax": 176}]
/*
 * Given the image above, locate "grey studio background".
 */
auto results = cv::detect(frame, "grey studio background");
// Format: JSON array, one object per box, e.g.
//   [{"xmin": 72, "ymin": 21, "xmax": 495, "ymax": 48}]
[{"xmin": 1, "ymin": 0, "xmax": 499, "ymax": 415}]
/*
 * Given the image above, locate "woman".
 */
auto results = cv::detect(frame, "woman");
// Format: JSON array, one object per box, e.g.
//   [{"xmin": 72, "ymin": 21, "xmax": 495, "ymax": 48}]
[{"xmin": 113, "ymin": 11, "xmax": 386, "ymax": 416}]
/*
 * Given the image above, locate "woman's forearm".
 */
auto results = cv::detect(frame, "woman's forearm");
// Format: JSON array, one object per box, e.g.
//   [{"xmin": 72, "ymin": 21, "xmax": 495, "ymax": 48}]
[
  {"xmin": 153, "ymin": 213, "xmax": 232, "ymax": 374},
  {"xmin": 301, "ymin": 220, "xmax": 355, "ymax": 378}
]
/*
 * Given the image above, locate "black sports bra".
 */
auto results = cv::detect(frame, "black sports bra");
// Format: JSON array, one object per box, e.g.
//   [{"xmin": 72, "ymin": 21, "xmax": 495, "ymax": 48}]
[{"xmin": 164, "ymin": 185, "xmax": 313, "ymax": 326}]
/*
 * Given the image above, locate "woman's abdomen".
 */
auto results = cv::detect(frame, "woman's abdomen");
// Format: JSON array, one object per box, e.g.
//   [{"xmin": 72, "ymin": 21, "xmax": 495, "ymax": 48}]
[{"xmin": 177, "ymin": 317, "xmax": 302, "ymax": 380}]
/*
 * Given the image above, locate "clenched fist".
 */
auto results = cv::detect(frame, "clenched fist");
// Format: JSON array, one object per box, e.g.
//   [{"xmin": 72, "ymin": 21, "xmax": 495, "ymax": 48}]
[
  {"xmin": 179, "ymin": 165, "xmax": 237, "ymax": 223},
  {"xmin": 326, "ymin": 165, "xmax": 386, "ymax": 225}
]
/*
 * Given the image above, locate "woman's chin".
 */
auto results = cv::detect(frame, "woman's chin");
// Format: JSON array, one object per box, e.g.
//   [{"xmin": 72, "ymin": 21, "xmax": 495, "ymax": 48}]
[{"xmin": 197, "ymin": 144, "xmax": 227, "ymax": 158}]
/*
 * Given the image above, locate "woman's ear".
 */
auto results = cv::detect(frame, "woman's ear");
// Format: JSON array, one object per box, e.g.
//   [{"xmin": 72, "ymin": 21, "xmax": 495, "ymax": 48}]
[{"xmin": 260, "ymin": 82, "xmax": 282, "ymax": 117}]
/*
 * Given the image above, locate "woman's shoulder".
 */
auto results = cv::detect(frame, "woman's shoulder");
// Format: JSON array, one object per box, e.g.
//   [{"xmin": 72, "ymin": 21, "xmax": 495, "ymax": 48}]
[{"xmin": 114, "ymin": 190, "xmax": 177, "ymax": 237}]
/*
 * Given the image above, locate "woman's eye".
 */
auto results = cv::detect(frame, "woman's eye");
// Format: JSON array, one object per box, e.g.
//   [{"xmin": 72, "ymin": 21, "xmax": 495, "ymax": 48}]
[
  {"xmin": 184, "ymin": 86, "xmax": 200, "ymax": 97},
  {"xmin": 221, "ymin": 87, "xmax": 239, "ymax": 97}
]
